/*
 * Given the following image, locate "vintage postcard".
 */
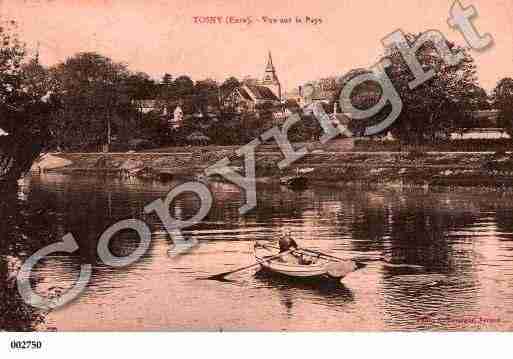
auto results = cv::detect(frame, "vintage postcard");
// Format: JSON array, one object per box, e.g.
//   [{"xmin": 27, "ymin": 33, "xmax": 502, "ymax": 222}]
[{"xmin": 1, "ymin": 0, "xmax": 513, "ymax": 352}]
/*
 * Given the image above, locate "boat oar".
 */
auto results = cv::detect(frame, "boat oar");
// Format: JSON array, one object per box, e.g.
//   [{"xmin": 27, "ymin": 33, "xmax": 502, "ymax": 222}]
[
  {"xmin": 261, "ymin": 244, "xmax": 422, "ymax": 270},
  {"xmin": 300, "ymin": 247, "xmax": 422, "ymax": 269},
  {"xmin": 200, "ymin": 249, "xmax": 294, "ymax": 281},
  {"xmin": 261, "ymin": 244, "xmax": 347, "ymax": 263},
  {"xmin": 296, "ymin": 247, "xmax": 348, "ymax": 262}
]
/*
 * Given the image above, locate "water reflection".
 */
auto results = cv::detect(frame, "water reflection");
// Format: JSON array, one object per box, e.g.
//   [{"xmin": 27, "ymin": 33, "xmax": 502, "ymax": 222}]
[
  {"xmin": 254, "ymin": 271, "xmax": 354, "ymax": 318},
  {"xmin": 0, "ymin": 182, "xmax": 55, "ymax": 331},
  {"xmin": 3, "ymin": 173, "xmax": 513, "ymax": 330}
]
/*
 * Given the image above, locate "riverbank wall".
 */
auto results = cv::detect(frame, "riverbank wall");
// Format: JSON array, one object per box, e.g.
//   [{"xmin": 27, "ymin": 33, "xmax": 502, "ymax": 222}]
[{"xmin": 32, "ymin": 142, "xmax": 513, "ymax": 188}]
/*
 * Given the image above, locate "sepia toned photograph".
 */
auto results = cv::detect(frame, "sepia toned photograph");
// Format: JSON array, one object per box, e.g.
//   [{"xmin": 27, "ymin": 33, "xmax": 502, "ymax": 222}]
[{"xmin": 1, "ymin": 0, "xmax": 513, "ymax": 343}]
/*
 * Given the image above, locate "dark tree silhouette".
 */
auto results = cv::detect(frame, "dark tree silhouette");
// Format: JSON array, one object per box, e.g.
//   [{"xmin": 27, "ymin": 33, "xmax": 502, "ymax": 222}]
[
  {"xmin": 493, "ymin": 77, "xmax": 513, "ymax": 136},
  {"xmin": 0, "ymin": 23, "xmax": 54, "ymax": 186}
]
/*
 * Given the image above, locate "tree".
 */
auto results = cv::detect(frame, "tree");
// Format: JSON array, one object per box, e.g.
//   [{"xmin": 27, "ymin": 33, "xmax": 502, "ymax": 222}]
[
  {"xmin": 155, "ymin": 73, "xmax": 176, "ymax": 115},
  {"xmin": 467, "ymin": 84, "xmax": 491, "ymax": 111},
  {"xmin": 492, "ymin": 77, "xmax": 513, "ymax": 136},
  {"xmin": 332, "ymin": 33, "xmax": 478, "ymax": 144},
  {"xmin": 452, "ymin": 84, "xmax": 491, "ymax": 133},
  {"xmin": 125, "ymin": 72, "xmax": 158, "ymax": 100},
  {"xmin": 157, "ymin": 75, "xmax": 192, "ymax": 114},
  {"xmin": 174, "ymin": 75, "xmax": 194, "ymax": 97},
  {"xmin": 0, "ymin": 189, "xmax": 54, "ymax": 330},
  {"xmin": 162, "ymin": 73, "xmax": 173, "ymax": 85},
  {"xmin": 0, "ymin": 21, "xmax": 53, "ymax": 184},
  {"xmin": 49, "ymin": 52, "xmax": 132, "ymax": 150},
  {"xmin": 21, "ymin": 57, "xmax": 53, "ymax": 99},
  {"xmin": 193, "ymin": 78, "xmax": 219, "ymax": 112},
  {"xmin": 383, "ymin": 32, "xmax": 479, "ymax": 144},
  {"xmin": 330, "ymin": 68, "xmax": 383, "ymax": 135},
  {"xmin": 220, "ymin": 76, "xmax": 240, "ymax": 97}
]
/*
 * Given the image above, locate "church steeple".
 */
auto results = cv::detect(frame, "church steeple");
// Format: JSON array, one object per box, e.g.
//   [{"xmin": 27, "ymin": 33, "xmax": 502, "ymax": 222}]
[
  {"xmin": 265, "ymin": 51, "xmax": 275, "ymax": 72},
  {"xmin": 261, "ymin": 51, "xmax": 281, "ymax": 100}
]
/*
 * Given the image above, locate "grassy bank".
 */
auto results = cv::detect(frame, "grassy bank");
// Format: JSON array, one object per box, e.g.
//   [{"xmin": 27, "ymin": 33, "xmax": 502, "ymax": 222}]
[
  {"xmin": 354, "ymin": 139, "xmax": 513, "ymax": 152},
  {"xmin": 36, "ymin": 144, "xmax": 513, "ymax": 189}
]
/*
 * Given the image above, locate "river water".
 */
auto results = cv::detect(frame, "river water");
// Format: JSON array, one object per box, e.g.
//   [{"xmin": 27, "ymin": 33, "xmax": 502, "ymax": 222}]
[{"xmin": 4, "ymin": 173, "xmax": 513, "ymax": 331}]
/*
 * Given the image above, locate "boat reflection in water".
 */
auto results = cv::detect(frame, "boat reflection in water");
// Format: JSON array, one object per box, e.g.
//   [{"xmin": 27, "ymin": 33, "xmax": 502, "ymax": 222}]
[{"xmin": 254, "ymin": 270, "xmax": 355, "ymax": 318}]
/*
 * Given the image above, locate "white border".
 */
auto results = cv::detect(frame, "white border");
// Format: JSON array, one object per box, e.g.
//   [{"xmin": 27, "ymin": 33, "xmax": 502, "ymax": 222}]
[{"xmin": 0, "ymin": 332, "xmax": 511, "ymax": 359}]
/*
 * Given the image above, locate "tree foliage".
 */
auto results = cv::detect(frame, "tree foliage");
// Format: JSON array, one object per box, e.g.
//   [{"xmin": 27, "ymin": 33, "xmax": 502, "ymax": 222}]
[
  {"xmin": 0, "ymin": 22, "xmax": 54, "ymax": 184},
  {"xmin": 492, "ymin": 77, "xmax": 513, "ymax": 136},
  {"xmin": 384, "ymin": 33, "xmax": 479, "ymax": 144},
  {"xmin": 193, "ymin": 78, "xmax": 219, "ymax": 112},
  {"xmin": 330, "ymin": 68, "xmax": 383, "ymax": 136},
  {"xmin": 332, "ymin": 33, "xmax": 481, "ymax": 144},
  {"xmin": 220, "ymin": 76, "xmax": 240, "ymax": 98},
  {"xmin": 126, "ymin": 72, "xmax": 158, "ymax": 99},
  {"xmin": 49, "ymin": 52, "xmax": 134, "ymax": 150}
]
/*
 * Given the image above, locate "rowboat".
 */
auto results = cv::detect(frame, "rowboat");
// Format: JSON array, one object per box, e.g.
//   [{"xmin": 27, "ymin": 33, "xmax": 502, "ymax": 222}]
[{"xmin": 254, "ymin": 243, "xmax": 358, "ymax": 281}]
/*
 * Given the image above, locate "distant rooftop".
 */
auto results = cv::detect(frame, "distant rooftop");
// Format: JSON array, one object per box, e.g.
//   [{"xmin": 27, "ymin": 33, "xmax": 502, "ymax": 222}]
[{"xmin": 245, "ymin": 84, "xmax": 279, "ymax": 101}]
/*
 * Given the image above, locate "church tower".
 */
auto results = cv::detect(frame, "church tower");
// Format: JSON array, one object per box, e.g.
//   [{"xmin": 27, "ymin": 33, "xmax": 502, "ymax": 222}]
[{"xmin": 260, "ymin": 51, "xmax": 281, "ymax": 101}]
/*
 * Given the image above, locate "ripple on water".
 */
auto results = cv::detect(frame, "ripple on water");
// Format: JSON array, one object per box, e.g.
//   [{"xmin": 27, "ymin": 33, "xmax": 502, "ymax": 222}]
[{"xmin": 12, "ymin": 174, "xmax": 513, "ymax": 331}]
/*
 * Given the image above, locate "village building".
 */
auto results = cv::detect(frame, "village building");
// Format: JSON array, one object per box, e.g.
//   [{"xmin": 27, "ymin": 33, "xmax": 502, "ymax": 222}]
[
  {"xmin": 132, "ymin": 99, "xmax": 158, "ymax": 114},
  {"xmin": 223, "ymin": 52, "xmax": 282, "ymax": 113},
  {"xmin": 168, "ymin": 104, "xmax": 184, "ymax": 129},
  {"xmin": 284, "ymin": 77, "xmax": 338, "ymax": 106}
]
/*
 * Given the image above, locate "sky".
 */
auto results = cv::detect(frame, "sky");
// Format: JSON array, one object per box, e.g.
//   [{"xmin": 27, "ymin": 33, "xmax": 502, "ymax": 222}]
[{"xmin": 1, "ymin": 0, "xmax": 512, "ymax": 91}]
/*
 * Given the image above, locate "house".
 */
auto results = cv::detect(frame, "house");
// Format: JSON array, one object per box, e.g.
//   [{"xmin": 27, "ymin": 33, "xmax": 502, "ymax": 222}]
[
  {"xmin": 168, "ymin": 105, "xmax": 184, "ymax": 129},
  {"xmin": 285, "ymin": 77, "xmax": 338, "ymax": 106},
  {"xmin": 132, "ymin": 99, "xmax": 158, "ymax": 114},
  {"xmin": 450, "ymin": 129, "xmax": 510, "ymax": 140},
  {"xmin": 223, "ymin": 52, "xmax": 282, "ymax": 113},
  {"xmin": 223, "ymin": 84, "xmax": 281, "ymax": 113}
]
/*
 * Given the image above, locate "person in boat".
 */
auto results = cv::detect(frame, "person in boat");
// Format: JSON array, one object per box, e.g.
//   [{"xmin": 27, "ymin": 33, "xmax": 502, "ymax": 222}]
[
  {"xmin": 278, "ymin": 234, "xmax": 316, "ymax": 265},
  {"xmin": 279, "ymin": 233, "xmax": 298, "ymax": 252}
]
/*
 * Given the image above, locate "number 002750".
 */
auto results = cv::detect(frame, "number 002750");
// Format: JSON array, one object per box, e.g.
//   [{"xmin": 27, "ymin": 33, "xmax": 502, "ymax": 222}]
[{"xmin": 10, "ymin": 340, "xmax": 42, "ymax": 350}]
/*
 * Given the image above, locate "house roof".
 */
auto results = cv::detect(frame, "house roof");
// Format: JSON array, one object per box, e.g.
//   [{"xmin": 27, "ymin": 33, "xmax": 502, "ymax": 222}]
[
  {"xmin": 238, "ymin": 87, "xmax": 253, "ymax": 101},
  {"xmin": 245, "ymin": 85, "xmax": 279, "ymax": 101}
]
